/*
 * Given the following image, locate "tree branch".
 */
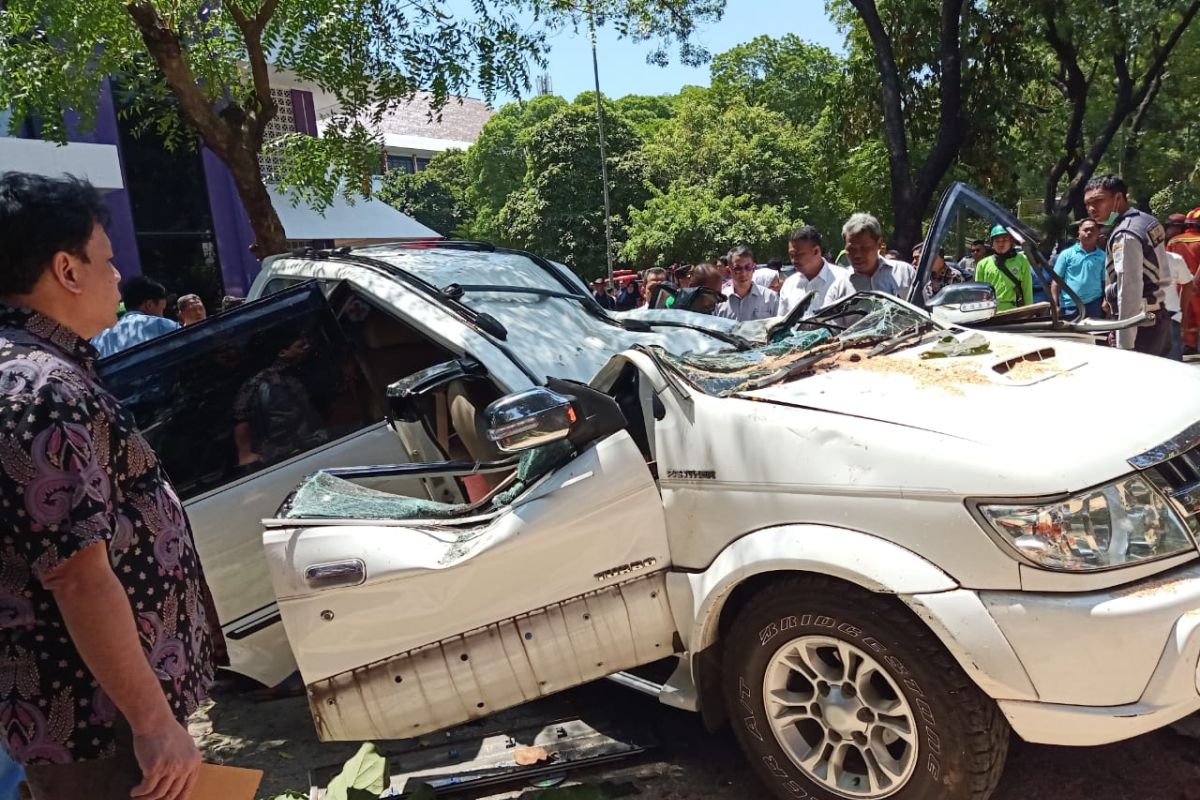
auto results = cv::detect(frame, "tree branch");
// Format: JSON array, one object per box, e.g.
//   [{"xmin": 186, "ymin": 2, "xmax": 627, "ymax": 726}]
[
  {"xmin": 222, "ymin": 0, "xmax": 279, "ymax": 147},
  {"xmin": 125, "ymin": 1, "xmax": 239, "ymax": 157}
]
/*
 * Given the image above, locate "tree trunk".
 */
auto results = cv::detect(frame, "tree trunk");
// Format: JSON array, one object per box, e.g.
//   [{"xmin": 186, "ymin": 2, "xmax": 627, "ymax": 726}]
[
  {"xmin": 127, "ymin": 1, "xmax": 289, "ymax": 262},
  {"xmin": 224, "ymin": 150, "xmax": 289, "ymax": 258},
  {"xmin": 1040, "ymin": 0, "xmax": 1200, "ymax": 237},
  {"xmin": 848, "ymin": 0, "xmax": 966, "ymax": 255}
]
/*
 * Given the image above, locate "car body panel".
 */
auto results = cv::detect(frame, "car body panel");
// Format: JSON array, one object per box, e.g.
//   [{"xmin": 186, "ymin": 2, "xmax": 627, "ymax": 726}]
[{"xmin": 264, "ymin": 431, "xmax": 670, "ymax": 687}]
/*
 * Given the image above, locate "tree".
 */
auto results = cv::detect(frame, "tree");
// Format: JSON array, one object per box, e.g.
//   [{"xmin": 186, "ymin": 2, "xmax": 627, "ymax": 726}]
[
  {"xmin": 0, "ymin": 0, "xmax": 725, "ymax": 260},
  {"xmin": 461, "ymin": 94, "xmax": 569, "ymax": 242},
  {"xmin": 828, "ymin": 0, "xmax": 1035, "ymax": 250},
  {"xmin": 833, "ymin": 0, "xmax": 968, "ymax": 253},
  {"xmin": 625, "ymin": 94, "xmax": 830, "ymax": 264},
  {"xmin": 1029, "ymin": 0, "xmax": 1200, "ymax": 234},
  {"xmin": 377, "ymin": 149, "xmax": 470, "ymax": 236},
  {"xmin": 499, "ymin": 101, "xmax": 650, "ymax": 275},
  {"xmin": 622, "ymin": 186, "xmax": 800, "ymax": 266},
  {"xmin": 709, "ymin": 34, "xmax": 846, "ymax": 126}
]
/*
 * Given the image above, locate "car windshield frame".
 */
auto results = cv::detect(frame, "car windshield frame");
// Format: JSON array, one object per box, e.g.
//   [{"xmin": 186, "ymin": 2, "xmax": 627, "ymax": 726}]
[
  {"xmin": 911, "ymin": 183, "xmax": 1087, "ymax": 323},
  {"xmin": 649, "ymin": 291, "xmax": 939, "ymax": 397}
]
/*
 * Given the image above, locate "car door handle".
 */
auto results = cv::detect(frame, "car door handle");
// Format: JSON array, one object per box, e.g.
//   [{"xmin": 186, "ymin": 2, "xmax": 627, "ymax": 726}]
[{"xmin": 304, "ymin": 559, "xmax": 366, "ymax": 590}]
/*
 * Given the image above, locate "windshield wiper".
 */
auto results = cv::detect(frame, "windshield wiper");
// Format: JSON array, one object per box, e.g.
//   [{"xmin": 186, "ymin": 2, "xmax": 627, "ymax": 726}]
[
  {"xmin": 623, "ymin": 318, "xmax": 754, "ymax": 352},
  {"xmin": 867, "ymin": 322, "xmax": 936, "ymax": 359}
]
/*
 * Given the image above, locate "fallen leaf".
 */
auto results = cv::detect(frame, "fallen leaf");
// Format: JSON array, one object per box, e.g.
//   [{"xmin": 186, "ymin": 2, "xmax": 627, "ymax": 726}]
[
  {"xmin": 278, "ymin": 751, "xmax": 294, "ymax": 759},
  {"xmin": 514, "ymin": 745, "xmax": 551, "ymax": 766}
]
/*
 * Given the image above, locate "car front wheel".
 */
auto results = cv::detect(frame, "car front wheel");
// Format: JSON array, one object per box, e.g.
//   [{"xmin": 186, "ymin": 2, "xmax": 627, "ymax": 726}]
[{"xmin": 723, "ymin": 577, "xmax": 1008, "ymax": 800}]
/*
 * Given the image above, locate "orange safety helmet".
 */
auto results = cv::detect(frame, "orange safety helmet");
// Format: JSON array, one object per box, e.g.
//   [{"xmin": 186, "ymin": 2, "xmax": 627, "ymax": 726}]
[{"xmin": 1186, "ymin": 208, "xmax": 1200, "ymax": 226}]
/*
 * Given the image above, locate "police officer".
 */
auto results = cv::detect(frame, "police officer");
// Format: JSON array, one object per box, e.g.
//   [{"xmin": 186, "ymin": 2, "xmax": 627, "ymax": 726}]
[{"xmin": 1084, "ymin": 173, "xmax": 1173, "ymax": 356}]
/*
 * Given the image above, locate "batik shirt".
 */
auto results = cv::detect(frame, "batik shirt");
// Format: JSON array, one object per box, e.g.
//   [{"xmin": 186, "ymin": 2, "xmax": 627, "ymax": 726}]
[{"xmin": 0, "ymin": 306, "xmax": 222, "ymax": 765}]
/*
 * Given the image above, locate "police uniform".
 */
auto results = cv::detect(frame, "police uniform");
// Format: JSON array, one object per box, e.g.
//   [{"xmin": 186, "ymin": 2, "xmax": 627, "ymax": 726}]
[{"xmin": 1105, "ymin": 207, "xmax": 1173, "ymax": 356}]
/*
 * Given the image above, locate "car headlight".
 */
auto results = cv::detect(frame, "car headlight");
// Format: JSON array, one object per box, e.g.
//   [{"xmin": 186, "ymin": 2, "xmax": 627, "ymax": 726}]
[{"xmin": 979, "ymin": 474, "xmax": 1195, "ymax": 571}]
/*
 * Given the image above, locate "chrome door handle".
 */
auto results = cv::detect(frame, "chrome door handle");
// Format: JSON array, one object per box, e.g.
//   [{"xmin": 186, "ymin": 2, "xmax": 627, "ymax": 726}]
[{"xmin": 304, "ymin": 559, "xmax": 365, "ymax": 590}]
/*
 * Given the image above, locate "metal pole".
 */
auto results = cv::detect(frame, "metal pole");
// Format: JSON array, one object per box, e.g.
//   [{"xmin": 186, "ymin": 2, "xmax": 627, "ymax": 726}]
[{"xmin": 587, "ymin": 3, "xmax": 615, "ymax": 284}]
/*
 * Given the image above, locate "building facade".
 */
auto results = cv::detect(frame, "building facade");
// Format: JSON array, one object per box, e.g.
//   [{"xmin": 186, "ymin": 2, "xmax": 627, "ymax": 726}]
[
  {"xmin": 0, "ymin": 76, "xmax": 454, "ymax": 309},
  {"xmin": 358, "ymin": 92, "xmax": 493, "ymax": 176}
]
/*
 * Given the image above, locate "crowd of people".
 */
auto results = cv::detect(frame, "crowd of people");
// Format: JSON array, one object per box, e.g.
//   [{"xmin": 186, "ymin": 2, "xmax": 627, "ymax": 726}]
[{"xmin": 587, "ymin": 174, "xmax": 1200, "ymax": 360}]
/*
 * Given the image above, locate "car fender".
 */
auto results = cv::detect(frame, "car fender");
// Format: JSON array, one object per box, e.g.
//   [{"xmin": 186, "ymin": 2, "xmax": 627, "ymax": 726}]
[
  {"xmin": 668, "ymin": 525, "xmax": 1038, "ymax": 721},
  {"xmin": 678, "ymin": 525, "xmax": 959, "ymax": 655}
]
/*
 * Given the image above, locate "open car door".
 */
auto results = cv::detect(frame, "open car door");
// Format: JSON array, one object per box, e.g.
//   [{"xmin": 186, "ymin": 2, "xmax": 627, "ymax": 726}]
[
  {"xmin": 262, "ymin": 378, "xmax": 674, "ymax": 741},
  {"xmin": 912, "ymin": 182, "xmax": 1146, "ymax": 341}
]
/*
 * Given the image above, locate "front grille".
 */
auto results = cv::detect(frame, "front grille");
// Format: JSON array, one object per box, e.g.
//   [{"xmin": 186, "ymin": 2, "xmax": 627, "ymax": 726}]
[{"xmin": 1141, "ymin": 445, "xmax": 1200, "ymax": 535}]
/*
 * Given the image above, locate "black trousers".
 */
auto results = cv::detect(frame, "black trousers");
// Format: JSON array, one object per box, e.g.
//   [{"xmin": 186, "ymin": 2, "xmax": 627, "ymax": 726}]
[
  {"xmin": 1134, "ymin": 311, "xmax": 1174, "ymax": 357},
  {"xmin": 19, "ymin": 722, "xmax": 141, "ymax": 800}
]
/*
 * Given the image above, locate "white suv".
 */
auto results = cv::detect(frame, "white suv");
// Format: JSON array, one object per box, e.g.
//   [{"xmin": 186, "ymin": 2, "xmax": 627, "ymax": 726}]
[{"xmin": 97, "ymin": 187, "xmax": 1200, "ymax": 800}]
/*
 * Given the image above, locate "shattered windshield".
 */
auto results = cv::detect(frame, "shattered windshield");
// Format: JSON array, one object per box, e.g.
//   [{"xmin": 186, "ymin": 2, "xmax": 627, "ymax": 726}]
[{"xmin": 656, "ymin": 294, "xmax": 932, "ymax": 396}]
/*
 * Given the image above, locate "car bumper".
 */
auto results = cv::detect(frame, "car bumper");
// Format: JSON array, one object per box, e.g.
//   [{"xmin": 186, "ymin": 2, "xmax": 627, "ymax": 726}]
[{"xmin": 909, "ymin": 560, "xmax": 1200, "ymax": 746}]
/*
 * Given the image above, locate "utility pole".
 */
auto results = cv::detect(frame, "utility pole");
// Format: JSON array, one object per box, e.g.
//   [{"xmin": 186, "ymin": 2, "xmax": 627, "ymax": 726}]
[{"xmin": 587, "ymin": 2, "xmax": 615, "ymax": 284}]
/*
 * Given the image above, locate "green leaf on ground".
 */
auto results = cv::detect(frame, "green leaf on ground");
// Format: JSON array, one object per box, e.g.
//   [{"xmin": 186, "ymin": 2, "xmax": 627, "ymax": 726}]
[{"xmin": 325, "ymin": 742, "xmax": 387, "ymax": 800}]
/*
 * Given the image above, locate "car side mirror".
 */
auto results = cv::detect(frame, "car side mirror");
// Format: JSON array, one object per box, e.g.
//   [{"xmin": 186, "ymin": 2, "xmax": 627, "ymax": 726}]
[
  {"xmin": 484, "ymin": 387, "xmax": 575, "ymax": 453},
  {"xmin": 927, "ymin": 282, "xmax": 998, "ymax": 325}
]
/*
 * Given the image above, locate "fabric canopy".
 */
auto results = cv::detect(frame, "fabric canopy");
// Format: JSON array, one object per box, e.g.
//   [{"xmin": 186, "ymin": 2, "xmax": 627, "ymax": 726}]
[{"xmin": 267, "ymin": 187, "xmax": 441, "ymax": 240}]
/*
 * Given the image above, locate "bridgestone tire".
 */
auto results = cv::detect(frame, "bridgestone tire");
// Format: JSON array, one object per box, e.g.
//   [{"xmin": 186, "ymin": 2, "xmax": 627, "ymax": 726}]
[{"xmin": 723, "ymin": 576, "xmax": 1009, "ymax": 800}]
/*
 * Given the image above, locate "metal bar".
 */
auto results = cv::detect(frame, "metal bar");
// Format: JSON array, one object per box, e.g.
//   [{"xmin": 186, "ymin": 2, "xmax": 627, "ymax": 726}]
[
  {"xmin": 605, "ymin": 670, "xmax": 666, "ymax": 698},
  {"xmin": 588, "ymin": 3, "xmax": 615, "ymax": 285}
]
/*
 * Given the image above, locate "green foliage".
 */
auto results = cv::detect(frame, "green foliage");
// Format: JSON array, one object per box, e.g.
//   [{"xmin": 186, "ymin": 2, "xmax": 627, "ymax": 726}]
[
  {"xmin": 709, "ymin": 34, "xmax": 846, "ymax": 126},
  {"xmin": 0, "ymin": 0, "xmax": 725, "ymax": 256},
  {"xmin": 464, "ymin": 95, "xmax": 570, "ymax": 241},
  {"xmin": 622, "ymin": 185, "xmax": 800, "ymax": 266},
  {"xmin": 325, "ymin": 742, "xmax": 387, "ymax": 800},
  {"xmin": 498, "ymin": 101, "xmax": 650, "ymax": 275},
  {"xmin": 270, "ymin": 792, "xmax": 310, "ymax": 800},
  {"xmin": 1151, "ymin": 181, "xmax": 1200, "ymax": 217},
  {"xmin": 378, "ymin": 150, "xmax": 472, "ymax": 236},
  {"xmin": 612, "ymin": 93, "xmax": 681, "ymax": 138}
]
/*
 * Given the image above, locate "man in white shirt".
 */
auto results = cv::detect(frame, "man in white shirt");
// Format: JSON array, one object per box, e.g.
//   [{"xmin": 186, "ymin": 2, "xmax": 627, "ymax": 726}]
[
  {"xmin": 778, "ymin": 226, "xmax": 856, "ymax": 317},
  {"xmin": 842, "ymin": 213, "xmax": 917, "ymax": 299},
  {"xmin": 1165, "ymin": 250, "xmax": 1192, "ymax": 360}
]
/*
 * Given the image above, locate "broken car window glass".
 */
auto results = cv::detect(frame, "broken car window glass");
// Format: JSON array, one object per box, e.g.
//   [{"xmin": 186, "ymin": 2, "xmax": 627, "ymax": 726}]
[{"xmin": 655, "ymin": 295, "xmax": 931, "ymax": 396}]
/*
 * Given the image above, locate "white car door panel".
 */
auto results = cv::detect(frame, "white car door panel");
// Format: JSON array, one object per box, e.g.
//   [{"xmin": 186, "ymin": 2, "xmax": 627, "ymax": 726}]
[
  {"xmin": 264, "ymin": 430, "xmax": 672, "ymax": 740},
  {"xmin": 188, "ymin": 422, "xmax": 426, "ymax": 686}
]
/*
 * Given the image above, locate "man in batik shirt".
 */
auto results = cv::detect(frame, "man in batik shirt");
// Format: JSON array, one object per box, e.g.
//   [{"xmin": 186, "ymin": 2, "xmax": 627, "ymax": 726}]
[{"xmin": 0, "ymin": 172, "xmax": 222, "ymax": 800}]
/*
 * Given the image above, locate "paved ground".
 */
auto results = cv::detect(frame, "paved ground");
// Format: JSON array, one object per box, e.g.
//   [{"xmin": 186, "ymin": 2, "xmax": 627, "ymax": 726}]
[{"xmin": 191, "ymin": 679, "xmax": 1200, "ymax": 800}]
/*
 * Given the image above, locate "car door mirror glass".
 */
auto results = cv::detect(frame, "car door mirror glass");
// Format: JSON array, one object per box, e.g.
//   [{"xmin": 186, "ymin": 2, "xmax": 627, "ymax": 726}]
[
  {"xmin": 928, "ymin": 282, "xmax": 998, "ymax": 325},
  {"xmin": 484, "ymin": 388, "xmax": 574, "ymax": 453}
]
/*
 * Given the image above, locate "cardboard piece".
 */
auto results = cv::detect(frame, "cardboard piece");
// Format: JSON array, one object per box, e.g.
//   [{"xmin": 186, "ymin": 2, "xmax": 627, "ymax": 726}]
[{"xmin": 188, "ymin": 763, "xmax": 263, "ymax": 800}]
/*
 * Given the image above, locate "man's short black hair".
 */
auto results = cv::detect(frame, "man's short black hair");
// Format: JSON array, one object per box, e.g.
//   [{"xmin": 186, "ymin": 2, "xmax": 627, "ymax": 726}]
[
  {"xmin": 789, "ymin": 226, "xmax": 823, "ymax": 248},
  {"xmin": 121, "ymin": 275, "xmax": 168, "ymax": 310},
  {"xmin": 0, "ymin": 172, "xmax": 110, "ymax": 296},
  {"xmin": 728, "ymin": 244, "xmax": 755, "ymax": 263},
  {"xmin": 1085, "ymin": 173, "xmax": 1128, "ymax": 196},
  {"xmin": 970, "ymin": 239, "xmax": 985, "ymax": 247}
]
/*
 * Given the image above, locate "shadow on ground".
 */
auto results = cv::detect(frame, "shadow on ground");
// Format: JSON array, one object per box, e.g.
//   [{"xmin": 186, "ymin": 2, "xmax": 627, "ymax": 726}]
[{"xmin": 190, "ymin": 679, "xmax": 1200, "ymax": 800}]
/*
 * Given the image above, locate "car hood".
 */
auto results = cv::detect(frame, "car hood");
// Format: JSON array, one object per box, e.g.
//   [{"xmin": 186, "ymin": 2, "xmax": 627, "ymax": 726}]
[{"xmin": 738, "ymin": 333, "xmax": 1200, "ymax": 459}]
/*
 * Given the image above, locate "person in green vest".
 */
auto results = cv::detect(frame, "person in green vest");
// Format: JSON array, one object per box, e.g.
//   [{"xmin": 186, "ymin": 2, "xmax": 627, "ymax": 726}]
[{"xmin": 973, "ymin": 224, "xmax": 1034, "ymax": 312}]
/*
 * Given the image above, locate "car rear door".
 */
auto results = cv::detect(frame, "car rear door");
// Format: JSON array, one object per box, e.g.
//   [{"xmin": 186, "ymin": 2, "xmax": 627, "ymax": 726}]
[{"xmin": 97, "ymin": 283, "xmax": 444, "ymax": 686}]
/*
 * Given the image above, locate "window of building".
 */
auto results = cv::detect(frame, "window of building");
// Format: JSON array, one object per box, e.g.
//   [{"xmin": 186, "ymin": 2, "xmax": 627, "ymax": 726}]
[
  {"xmin": 415, "ymin": 157, "xmax": 431, "ymax": 172},
  {"xmin": 387, "ymin": 154, "xmax": 416, "ymax": 174},
  {"xmin": 114, "ymin": 91, "xmax": 225, "ymax": 308}
]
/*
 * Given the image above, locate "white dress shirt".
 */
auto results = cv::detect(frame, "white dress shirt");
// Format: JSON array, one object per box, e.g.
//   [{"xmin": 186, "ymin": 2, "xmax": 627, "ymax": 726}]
[{"xmin": 778, "ymin": 261, "xmax": 857, "ymax": 317}]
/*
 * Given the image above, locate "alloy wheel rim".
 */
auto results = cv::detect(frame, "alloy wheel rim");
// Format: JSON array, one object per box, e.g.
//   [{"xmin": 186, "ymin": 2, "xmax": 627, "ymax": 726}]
[{"xmin": 761, "ymin": 634, "xmax": 919, "ymax": 798}]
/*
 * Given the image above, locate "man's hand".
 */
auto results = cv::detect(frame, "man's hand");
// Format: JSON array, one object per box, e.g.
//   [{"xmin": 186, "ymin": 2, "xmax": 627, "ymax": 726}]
[{"xmin": 131, "ymin": 717, "xmax": 202, "ymax": 800}]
